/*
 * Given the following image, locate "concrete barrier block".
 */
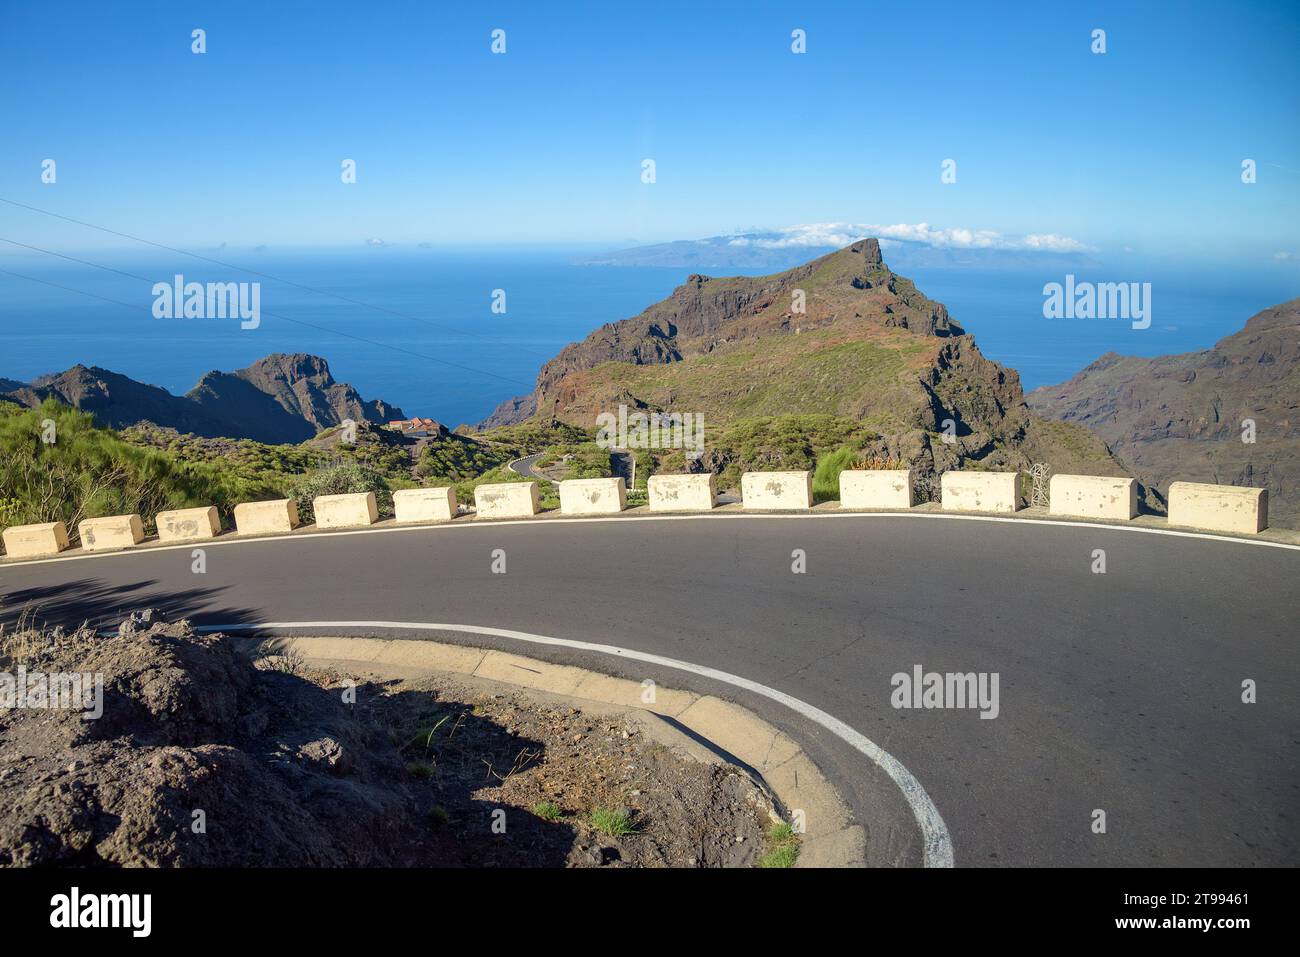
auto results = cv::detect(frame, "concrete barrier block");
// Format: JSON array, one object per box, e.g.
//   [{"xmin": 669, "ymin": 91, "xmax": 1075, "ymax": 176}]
[
  {"xmin": 474, "ymin": 482, "xmax": 541, "ymax": 519},
  {"xmin": 741, "ymin": 471, "xmax": 813, "ymax": 510},
  {"xmin": 313, "ymin": 492, "xmax": 379, "ymax": 529},
  {"xmin": 941, "ymin": 471, "xmax": 1021, "ymax": 513},
  {"xmin": 2, "ymin": 521, "xmax": 70, "ymax": 558},
  {"xmin": 233, "ymin": 499, "xmax": 300, "ymax": 535},
  {"xmin": 839, "ymin": 470, "xmax": 914, "ymax": 509},
  {"xmin": 1049, "ymin": 474, "xmax": 1137, "ymax": 521},
  {"xmin": 77, "ymin": 514, "xmax": 145, "ymax": 551},
  {"xmin": 559, "ymin": 477, "xmax": 626, "ymax": 515},
  {"xmin": 648, "ymin": 473, "xmax": 717, "ymax": 511},
  {"xmin": 156, "ymin": 506, "xmax": 221, "ymax": 542},
  {"xmin": 393, "ymin": 487, "xmax": 457, "ymax": 523},
  {"xmin": 1168, "ymin": 481, "xmax": 1267, "ymax": 535}
]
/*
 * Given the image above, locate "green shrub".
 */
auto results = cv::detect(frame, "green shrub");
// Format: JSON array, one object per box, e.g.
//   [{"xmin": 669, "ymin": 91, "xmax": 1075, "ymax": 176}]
[
  {"xmin": 0, "ymin": 400, "xmax": 271, "ymax": 538},
  {"xmin": 812, "ymin": 446, "xmax": 857, "ymax": 502},
  {"xmin": 590, "ymin": 806, "xmax": 637, "ymax": 837},
  {"xmin": 476, "ymin": 420, "xmax": 593, "ymax": 453},
  {"xmin": 533, "ymin": 801, "xmax": 563, "ymax": 822},
  {"xmin": 292, "ymin": 461, "xmax": 393, "ymax": 523},
  {"xmin": 759, "ymin": 821, "xmax": 801, "ymax": 868},
  {"xmin": 414, "ymin": 434, "xmax": 513, "ymax": 482},
  {"xmin": 562, "ymin": 443, "xmax": 614, "ymax": 480},
  {"xmin": 710, "ymin": 415, "xmax": 875, "ymax": 490},
  {"xmin": 630, "ymin": 449, "xmax": 654, "ymax": 490}
]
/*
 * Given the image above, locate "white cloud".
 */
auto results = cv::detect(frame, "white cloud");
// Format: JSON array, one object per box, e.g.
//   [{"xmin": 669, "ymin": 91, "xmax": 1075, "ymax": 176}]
[
  {"xmin": 1021, "ymin": 233, "xmax": 1093, "ymax": 252},
  {"xmin": 727, "ymin": 222, "xmax": 1093, "ymax": 253}
]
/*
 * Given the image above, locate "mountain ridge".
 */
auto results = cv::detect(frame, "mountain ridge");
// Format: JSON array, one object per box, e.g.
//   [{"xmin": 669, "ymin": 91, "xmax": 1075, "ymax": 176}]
[
  {"xmin": 1, "ymin": 354, "xmax": 405, "ymax": 444},
  {"xmin": 1027, "ymin": 297, "xmax": 1300, "ymax": 525}
]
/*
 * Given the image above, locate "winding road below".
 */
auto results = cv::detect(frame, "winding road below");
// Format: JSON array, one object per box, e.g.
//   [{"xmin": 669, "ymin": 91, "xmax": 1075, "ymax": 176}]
[
  {"xmin": 506, "ymin": 452, "xmax": 555, "ymax": 484},
  {"xmin": 2, "ymin": 512, "xmax": 1296, "ymax": 867}
]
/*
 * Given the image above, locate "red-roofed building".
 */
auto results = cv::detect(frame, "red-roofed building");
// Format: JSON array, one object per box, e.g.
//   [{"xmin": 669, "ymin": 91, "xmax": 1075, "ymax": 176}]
[{"xmin": 386, "ymin": 417, "xmax": 446, "ymax": 437}]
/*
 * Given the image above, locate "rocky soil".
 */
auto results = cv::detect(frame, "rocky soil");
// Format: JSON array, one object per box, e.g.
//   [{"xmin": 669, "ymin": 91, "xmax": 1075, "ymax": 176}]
[{"xmin": 0, "ymin": 611, "xmax": 775, "ymax": 867}]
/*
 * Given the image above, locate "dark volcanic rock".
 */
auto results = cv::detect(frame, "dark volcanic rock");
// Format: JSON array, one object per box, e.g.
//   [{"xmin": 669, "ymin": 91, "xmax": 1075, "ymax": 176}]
[
  {"xmin": 198, "ymin": 353, "xmax": 405, "ymax": 435},
  {"xmin": 6, "ymin": 365, "xmax": 235, "ymax": 435},
  {"xmin": 478, "ymin": 391, "xmax": 537, "ymax": 430}
]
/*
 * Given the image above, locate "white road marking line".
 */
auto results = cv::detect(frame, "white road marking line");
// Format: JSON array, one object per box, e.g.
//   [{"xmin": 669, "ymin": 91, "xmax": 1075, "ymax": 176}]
[
  {"xmin": 4, "ymin": 508, "xmax": 1298, "ymax": 570},
  {"xmin": 194, "ymin": 618, "xmax": 955, "ymax": 868}
]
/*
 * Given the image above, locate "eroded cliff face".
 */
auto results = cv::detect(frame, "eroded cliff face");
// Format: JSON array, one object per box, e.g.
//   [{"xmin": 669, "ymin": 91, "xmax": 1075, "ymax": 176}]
[
  {"xmin": 1028, "ymin": 298, "xmax": 1300, "ymax": 524},
  {"xmin": 189, "ymin": 353, "xmax": 404, "ymax": 440}
]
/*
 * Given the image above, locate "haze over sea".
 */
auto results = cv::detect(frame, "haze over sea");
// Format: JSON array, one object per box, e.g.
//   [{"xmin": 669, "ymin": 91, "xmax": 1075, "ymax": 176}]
[{"xmin": 1, "ymin": 247, "xmax": 1295, "ymax": 428}]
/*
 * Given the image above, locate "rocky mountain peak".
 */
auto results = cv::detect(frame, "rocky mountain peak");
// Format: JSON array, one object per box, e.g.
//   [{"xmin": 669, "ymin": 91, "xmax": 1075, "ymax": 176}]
[
  {"xmin": 238, "ymin": 353, "xmax": 334, "ymax": 387},
  {"xmin": 481, "ymin": 239, "xmax": 963, "ymax": 429},
  {"xmin": 0, "ymin": 354, "xmax": 404, "ymax": 445},
  {"xmin": 844, "ymin": 237, "xmax": 883, "ymax": 264}
]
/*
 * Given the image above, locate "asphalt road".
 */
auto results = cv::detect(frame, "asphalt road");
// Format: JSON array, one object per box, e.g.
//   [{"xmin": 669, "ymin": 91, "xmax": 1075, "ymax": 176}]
[
  {"xmin": 2, "ymin": 512, "xmax": 1296, "ymax": 867},
  {"xmin": 507, "ymin": 453, "xmax": 553, "ymax": 483}
]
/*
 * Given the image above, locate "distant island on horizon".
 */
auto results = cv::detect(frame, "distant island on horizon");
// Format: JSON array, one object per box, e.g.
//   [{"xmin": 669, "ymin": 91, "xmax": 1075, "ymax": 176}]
[{"xmin": 572, "ymin": 228, "xmax": 1102, "ymax": 273}]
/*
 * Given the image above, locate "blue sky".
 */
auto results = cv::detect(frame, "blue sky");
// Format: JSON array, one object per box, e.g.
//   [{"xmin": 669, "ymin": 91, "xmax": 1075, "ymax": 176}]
[{"xmin": 1, "ymin": 0, "xmax": 1297, "ymax": 263}]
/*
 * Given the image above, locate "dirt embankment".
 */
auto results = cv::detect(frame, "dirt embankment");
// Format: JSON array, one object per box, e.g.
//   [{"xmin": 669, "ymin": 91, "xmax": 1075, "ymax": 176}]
[{"xmin": 0, "ymin": 611, "xmax": 777, "ymax": 867}]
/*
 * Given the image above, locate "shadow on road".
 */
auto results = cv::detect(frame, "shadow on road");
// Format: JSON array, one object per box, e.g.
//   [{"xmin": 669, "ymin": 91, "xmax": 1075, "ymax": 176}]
[{"xmin": 0, "ymin": 577, "xmax": 258, "ymax": 634}]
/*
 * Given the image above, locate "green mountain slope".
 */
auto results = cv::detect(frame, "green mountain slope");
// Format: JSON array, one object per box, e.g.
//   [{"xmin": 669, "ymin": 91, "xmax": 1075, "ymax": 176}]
[{"xmin": 481, "ymin": 240, "xmax": 1128, "ymax": 501}]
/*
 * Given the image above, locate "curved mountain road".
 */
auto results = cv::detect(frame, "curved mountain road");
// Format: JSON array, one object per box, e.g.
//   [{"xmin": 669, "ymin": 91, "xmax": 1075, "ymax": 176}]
[
  {"xmin": 506, "ymin": 453, "xmax": 554, "ymax": 484},
  {"xmin": 2, "ymin": 513, "xmax": 1296, "ymax": 867}
]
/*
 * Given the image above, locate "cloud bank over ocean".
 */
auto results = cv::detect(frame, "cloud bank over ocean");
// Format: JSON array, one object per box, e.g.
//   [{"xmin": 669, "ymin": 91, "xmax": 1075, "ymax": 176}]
[
  {"xmin": 577, "ymin": 221, "xmax": 1100, "ymax": 271},
  {"xmin": 725, "ymin": 222, "xmax": 1093, "ymax": 253}
]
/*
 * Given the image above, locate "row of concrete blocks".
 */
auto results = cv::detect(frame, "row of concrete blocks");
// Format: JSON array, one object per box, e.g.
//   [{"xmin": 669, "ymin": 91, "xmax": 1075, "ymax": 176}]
[
  {"xmin": 0, "ymin": 471, "xmax": 1269, "ymax": 559},
  {"xmin": 744, "ymin": 471, "xmax": 1266, "ymax": 536},
  {"xmin": 0, "ymin": 487, "xmax": 452, "ymax": 559}
]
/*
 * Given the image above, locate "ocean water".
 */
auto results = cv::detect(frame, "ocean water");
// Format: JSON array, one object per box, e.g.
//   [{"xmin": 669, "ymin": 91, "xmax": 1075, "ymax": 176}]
[
  {"xmin": 0, "ymin": 249, "xmax": 685, "ymax": 428},
  {"xmin": 903, "ymin": 265, "xmax": 1298, "ymax": 391},
  {"xmin": 1, "ymin": 247, "xmax": 1295, "ymax": 427}
]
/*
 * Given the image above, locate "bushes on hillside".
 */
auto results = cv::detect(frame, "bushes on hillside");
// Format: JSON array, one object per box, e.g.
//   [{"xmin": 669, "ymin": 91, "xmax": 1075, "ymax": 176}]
[
  {"xmin": 709, "ymin": 415, "xmax": 876, "ymax": 490},
  {"xmin": 476, "ymin": 420, "xmax": 592, "ymax": 452},
  {"xmin": 292, "ymin": 461, "xmax": 393, "ymax": 522},
  {"xmin": 0, "ymin": 400, "xmax": 271, "ymax": 539},
  {"xmin": 811, "ymin": 447, "xmax": 857, "ymax": 502},
  {"xmin": 561, "ymin": 443, "xmax": 614, "ymax": 480},
  {"xmin": 414, "ymin": 435, "xmax": 513, "ymax": 482}
]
